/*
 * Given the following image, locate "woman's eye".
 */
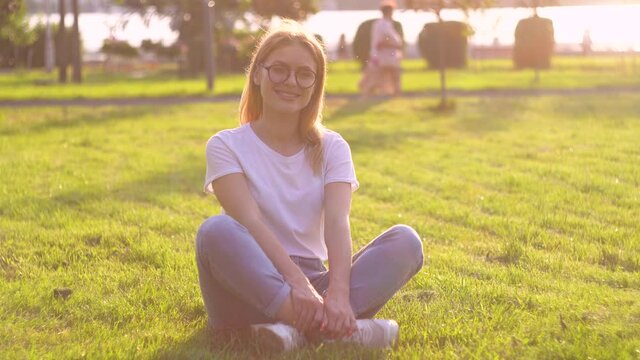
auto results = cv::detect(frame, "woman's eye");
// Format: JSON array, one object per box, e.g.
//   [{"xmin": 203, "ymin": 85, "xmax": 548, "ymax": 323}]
[
  {"xmin": 272, "ymin": 65, "xmax": 289, "ymax": 76},
  {"xmin": 298, "ymin": 70, "xmax": 314, "ymax": 81}
]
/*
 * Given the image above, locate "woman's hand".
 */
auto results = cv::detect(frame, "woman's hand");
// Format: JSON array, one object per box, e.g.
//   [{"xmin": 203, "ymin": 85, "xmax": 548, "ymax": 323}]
[
  {"xmin": 289, "ymin": 279, "xmax": 325, "ymax": 333},
  {"xmin": 321, "ymin": 287, "xmax": 357, "ymax": 339}
]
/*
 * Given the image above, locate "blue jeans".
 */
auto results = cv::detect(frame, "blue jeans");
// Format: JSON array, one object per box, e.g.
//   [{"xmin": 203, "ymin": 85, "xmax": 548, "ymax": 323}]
[{"xmin": 195, "ymin": 215, "xmax": 424, "ymax": 329}]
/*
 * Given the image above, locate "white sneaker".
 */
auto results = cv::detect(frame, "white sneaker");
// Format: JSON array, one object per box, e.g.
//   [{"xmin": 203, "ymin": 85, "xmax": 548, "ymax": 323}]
[
  {"xmin": 344, "ymin": 319, "xmax": 400, "ymax": 349},
  {"xmin": 250, "ymin": 322, "xmax": 306, "ymax": 352}
]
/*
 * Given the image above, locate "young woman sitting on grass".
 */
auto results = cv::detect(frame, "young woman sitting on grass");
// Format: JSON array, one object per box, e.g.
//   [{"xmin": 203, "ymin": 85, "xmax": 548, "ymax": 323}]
[{"xmin": 195, "ymin": 20, "xmax": 424, "ymax": 352}]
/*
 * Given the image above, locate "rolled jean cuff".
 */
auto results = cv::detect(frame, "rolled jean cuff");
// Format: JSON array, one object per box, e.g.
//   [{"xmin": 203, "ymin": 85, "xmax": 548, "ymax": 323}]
[{"xmin": 264, "ymin": 282, "xmax": 291, "ymax": 319}]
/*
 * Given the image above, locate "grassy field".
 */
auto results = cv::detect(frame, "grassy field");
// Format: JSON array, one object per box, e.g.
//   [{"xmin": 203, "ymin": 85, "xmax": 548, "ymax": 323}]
[
  {"xmin": 1, "ymin": 94, "xmax": 639, "ymax": 359},
  {"xmin": 1, "ymin": 55, "xmax": 640, "ymax": 100}
]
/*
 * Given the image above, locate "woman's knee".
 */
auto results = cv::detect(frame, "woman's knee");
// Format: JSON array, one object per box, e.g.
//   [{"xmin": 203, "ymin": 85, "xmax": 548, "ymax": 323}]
[
  {"xmin": 196, "ymin": 215, "xmax": 244, "ymax": 257},
  {"xmin": 387, "ymin": 224, "xmax": 424, "ymax": 269}
]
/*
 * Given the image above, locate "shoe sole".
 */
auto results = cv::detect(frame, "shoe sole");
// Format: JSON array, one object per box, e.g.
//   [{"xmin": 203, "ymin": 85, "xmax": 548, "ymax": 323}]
[
  {"xmin": 392, "ymin": 324, "xmax": 400, "ymax": 348},
  {"xmin": 253, "ymin": 326, "xmax": 285, "ymax": 353}
]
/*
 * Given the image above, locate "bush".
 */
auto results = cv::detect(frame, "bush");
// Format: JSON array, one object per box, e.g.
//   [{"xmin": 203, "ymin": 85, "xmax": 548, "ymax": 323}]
[
  {"xmin": 140, "ymin": 39, "xmax": 178, "ymax": 60},
  {"xmin": 417, "ymin": 21, "xmax": 469, "ymax": 69},
  {"xmin": 229, "ymin": 28, "xmax": 266, "ymax": 72},
  {"xmin": 352, "ymin": 18, "xmax": 404, "ymax": 70},
  {"xmin": 101, "ymin": 39, "xmax": 138, "ymax": 58},
  {"xmin": 0, "ymin": 24, "xmax": 75, "ymax": 69},
  {"xmin": 513, "ymin": 16, "xmax": 555, "ymax": 69}
]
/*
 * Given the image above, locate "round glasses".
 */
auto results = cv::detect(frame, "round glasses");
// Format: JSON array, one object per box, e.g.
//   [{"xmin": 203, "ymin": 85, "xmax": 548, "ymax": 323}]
[{"xmin": 259, "ymin": 63, "xmax": 317, "ymax": 89}]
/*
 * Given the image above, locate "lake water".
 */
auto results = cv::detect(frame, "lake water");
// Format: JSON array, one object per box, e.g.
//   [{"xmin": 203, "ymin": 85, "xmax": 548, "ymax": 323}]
[{"xmin": 30, "ymin": 4, "xmax": 640, "ymax": 58}]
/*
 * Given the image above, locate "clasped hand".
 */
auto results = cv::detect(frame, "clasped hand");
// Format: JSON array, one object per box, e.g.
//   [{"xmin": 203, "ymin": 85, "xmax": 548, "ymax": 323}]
[
  {"xmin": 290, "ymin": 282, "xmax": 356, "ymax": 339},
  {"xmin": 321, "ymin": 288, "xmax": 357, "ymax": 339}
]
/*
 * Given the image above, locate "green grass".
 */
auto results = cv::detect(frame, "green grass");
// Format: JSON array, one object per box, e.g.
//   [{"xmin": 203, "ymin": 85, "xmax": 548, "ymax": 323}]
[
  {"xmin": 2, "ymin": 55, "xmax": 640, "ymax": 100},
  {"xmin": 1, "ymin": 94, "xmax": 639, "ymax": 358}
]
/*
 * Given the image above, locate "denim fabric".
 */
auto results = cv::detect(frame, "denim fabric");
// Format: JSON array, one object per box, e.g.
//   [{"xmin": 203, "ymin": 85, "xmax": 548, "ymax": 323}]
[{"xmin": 196, "ymin": 214, "xmax": 423, "ymax": 329}]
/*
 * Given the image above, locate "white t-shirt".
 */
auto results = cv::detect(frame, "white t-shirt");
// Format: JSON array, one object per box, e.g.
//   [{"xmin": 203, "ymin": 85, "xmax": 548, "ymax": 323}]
[{"xmin": 204, "ymin": 123, "xmax": 359, "ymax": 260}]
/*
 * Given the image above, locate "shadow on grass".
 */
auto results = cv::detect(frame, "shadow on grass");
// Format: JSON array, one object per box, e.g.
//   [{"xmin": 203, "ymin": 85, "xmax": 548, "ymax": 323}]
[
  {"xmin": 55, "ymin": 159, "xmax": 203, "ymax": 206},
  {"xmin": 0, "ymin": 106, "xmax": 162, "ymax": 136},
  {"xmin": 152, "ymin": 327, "xmax": 391, "ymax": 360},
  {"xmin": 326, "ymin": 96, "xmax": 436, "ymax": 153},
  {"xmin": 152, "ymin": 328, "xmax": 259, "ymax": 360},
  {"xmin": 340, "ymin": 126, "xmax": 433, "ymax": 154},
  {"xmin": 414, "ymin": 97, "xmax": 530, "ymax": 135},
  {"xmin": 326, "ymin": 96, "xmax": 391, "ymax": 121},
  {"xmin": 2, "ymin": 154, "xmax": 205, "ymax": 226},
  {"xmin": 327, "ymin": 96, "xmax": 530, "ymax": 152}
]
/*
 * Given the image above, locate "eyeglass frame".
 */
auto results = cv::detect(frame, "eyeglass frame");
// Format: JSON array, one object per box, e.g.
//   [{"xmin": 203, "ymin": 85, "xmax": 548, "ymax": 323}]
[{"xmin": 258, "ymin": 62, "xmax": 318, "ymax": 89}]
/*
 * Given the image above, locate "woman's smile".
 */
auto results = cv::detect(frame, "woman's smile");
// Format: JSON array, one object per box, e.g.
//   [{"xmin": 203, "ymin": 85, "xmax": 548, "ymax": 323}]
[{"xmin": 274, "ymin": 87, "xmax": 302, "ymax": 101}]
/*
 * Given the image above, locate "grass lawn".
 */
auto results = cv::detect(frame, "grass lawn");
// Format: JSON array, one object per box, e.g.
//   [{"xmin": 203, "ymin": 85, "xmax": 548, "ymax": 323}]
[
  {"xmin": 1, "ymin": 94, "xmax": 639, "ymax": 358},
  {"xmin": 1, "ymin": 56, "xmax": 640, "ymax": 100}
]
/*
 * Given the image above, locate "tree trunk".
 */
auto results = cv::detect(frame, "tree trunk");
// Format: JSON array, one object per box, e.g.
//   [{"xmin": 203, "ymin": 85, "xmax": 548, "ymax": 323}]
[
  {"xmin": 71, "ymin": 0, "xmax": 82, "ymax": 83},
  {"xmin": 58, "ymin": 0, "xmax": 67, "ymax": 83},
  {"xmin": 45, "ymin": 11, "xmax": 55, "ymax": 73},
  {"xmin": 27, "ymin": 48, "xmax": 33, "ymax": 69},
  {"xmin": 437, "ymin": 15, "xmax": 448, "ymax": 107},
  {"xmin": 203, "ymin": 0, "xmax": 215, "ymax": 91}
]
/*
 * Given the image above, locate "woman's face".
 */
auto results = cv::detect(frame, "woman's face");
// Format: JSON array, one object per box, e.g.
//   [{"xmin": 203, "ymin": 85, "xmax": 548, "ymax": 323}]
[{"xmin": 255, "ymin": 43, "xmax": 319, "ymax": 117}]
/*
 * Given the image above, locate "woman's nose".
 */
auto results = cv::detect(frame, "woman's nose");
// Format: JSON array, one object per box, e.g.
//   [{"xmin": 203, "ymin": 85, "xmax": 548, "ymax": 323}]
[{"xmin": 284, "ymin": 70, "xmax": 298, "ymax": 87}]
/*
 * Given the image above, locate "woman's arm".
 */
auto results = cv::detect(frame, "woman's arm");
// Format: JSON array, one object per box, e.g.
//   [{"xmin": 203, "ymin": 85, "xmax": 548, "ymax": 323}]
[
  {"xmin": 212, "ymin": 173, "xmax": 324, "ymax": 332},
  {"xmin": 322, "ymin": 182, "xmax": 357, "ymax": 338}
]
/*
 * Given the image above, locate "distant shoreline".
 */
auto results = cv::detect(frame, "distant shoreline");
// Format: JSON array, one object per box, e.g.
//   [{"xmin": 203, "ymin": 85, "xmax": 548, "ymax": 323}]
[
  {"xmin": 322, "ymin": 0, "xmax": 640, "ymax": 10},
  {"xmin": 25, "ymin": 0, "xmax": 640, "ymax": 13},
  {"xmin": 27, "ymin": 5, "xmax": 640, "ymax": 56}
]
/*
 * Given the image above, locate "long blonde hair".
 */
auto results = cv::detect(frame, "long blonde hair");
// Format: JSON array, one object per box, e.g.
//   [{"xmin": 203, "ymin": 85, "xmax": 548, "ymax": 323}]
[{"xmin": 239, "ymin": 20, "xmax": 326, "ymax": 175}]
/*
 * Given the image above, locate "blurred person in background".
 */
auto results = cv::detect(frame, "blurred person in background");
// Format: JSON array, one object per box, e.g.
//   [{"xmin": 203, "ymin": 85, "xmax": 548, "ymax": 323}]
[{"xmin": 359, "ymin": 0, "xmax": 404, "ymax": 96}]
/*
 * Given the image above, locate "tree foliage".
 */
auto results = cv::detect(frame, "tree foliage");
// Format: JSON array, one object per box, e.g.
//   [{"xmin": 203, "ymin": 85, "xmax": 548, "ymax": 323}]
[
  {"xmin": 0, "ymin": 0, "xmax": 36, "ymax": 46},
  {"xmin": 513, "ymin": 15, "xmax": 554, "ymax": 69},
  {"xmin": 404, "ymin": 0, "xmax": 492, "ymax": 18},
  {"xmin": 517, "ymin": 0, "xmax": 557, "ymax": 8},
  {"xmin": 119, "ymin": 0, "xmax": 317, "ymax": 24},
  {"xmin": 418, "ymin": 21, "xmax": 469, "ymax": 68},
  {"xmin": 252, "ymin": 0, "xmax": 317, "ymax": 20},
  {"xmin": 516, "ymin": 0, "xmax": 557, "ymax": 15},
  {"xmin": 118, "ymin": 0, "xmax": 318, "ymax": 75}
]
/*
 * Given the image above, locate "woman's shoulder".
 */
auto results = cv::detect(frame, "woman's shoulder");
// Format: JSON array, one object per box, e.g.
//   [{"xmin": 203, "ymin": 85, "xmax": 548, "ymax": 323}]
[
  {"xmin": 321, "ymin": 128, "xmax": 351, "ymax": 155},
  {"xmin": 207, "ymin": 124, "xmax": 251, "ymax": 146},
  {"xmin": 322, "ymin": 128, "xmax": 347, "ymax": 145}
]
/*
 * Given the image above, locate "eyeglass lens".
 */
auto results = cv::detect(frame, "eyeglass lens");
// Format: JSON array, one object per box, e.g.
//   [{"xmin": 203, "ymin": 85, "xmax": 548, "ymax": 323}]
[{"xmin": 265, "ymin": 64, "xmax": 316, "ymax": 89}]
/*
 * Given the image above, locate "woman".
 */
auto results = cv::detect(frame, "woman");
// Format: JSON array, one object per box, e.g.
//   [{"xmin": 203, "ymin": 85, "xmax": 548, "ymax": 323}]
[
  {"xmin": 359, "ymin": 0, "xmax": 404, "ymax": 96},
  {"xmin": 371, "ymin": 0, "xmax": 403, "ymax": 95},
  {"xmin": 196, "ymin": 20, "xmax": 423, "ymax": 352}
]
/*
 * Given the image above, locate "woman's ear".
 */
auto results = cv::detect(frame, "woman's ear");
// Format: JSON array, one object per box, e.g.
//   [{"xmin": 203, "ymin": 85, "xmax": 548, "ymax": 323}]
[{"xmin": 252, "ymin": 71, "xmax": 261, "ymax": 86}]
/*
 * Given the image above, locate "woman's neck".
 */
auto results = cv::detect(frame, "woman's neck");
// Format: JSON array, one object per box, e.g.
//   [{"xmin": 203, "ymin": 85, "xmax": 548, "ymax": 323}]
[{"xmin": 251, "ymin": 110, "xmax": 304, "ymax": 155}]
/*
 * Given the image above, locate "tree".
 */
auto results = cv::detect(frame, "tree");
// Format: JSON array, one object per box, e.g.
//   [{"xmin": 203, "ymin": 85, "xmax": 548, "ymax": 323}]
[
  {"xmin": 119, "ymin": 0, "xmax": 317, "ymax": 79},
  {"xmin": 71, "ymin": 0, "xmax": 82, "ymax": 83},
  {"xmin": 119, "ymin": 0, "xmax": 244, "ymax": 75},
  {"xmin": 58, "ymin": 0, "xmax": 67, "ymax": 83},
  {"xmin": 0, "ymin": 0, "xmax": 36, "ymax": 67},
  {"xmin": 515, "ymin": 0, "xmax": 556, "ymax": 83},
  {"xmin": 0, "ymin": 0, "xmax": 34, "ymax": 44},
  {"xmin": 517, "ymin": 0, "xmax": 556, "ymax": 15},
  {"xmin": 252, "ymin": 0, "xmax": 317, "ymax": 21},
  {"xmin": 405, "ymin": 0, "xmax": 491, "ymax": 110}
]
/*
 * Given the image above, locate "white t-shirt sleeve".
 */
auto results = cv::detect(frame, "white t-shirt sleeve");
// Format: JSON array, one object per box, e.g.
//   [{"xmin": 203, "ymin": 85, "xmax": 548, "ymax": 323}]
[
  {"xmin": 324, "ymin": 135, "xmax": 359, "ymax": 191},
  {"xmin": 204, "ymin": 134, "xmax": 243, "ymax": 194}
]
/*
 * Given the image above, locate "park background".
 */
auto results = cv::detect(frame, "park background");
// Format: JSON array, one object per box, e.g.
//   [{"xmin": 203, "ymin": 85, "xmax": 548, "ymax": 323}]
[{"xmin": 1, "ymin": 0, "xmax": 639, "ymax": 358}]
